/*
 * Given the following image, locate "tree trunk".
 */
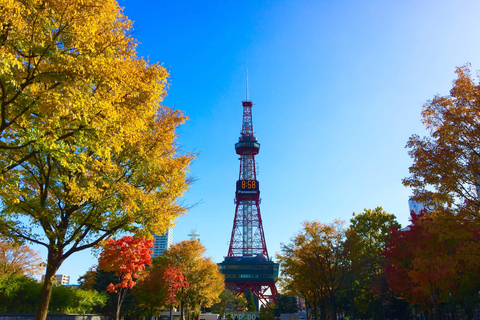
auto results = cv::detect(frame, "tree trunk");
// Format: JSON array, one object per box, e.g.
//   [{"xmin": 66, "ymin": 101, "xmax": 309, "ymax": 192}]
[
  {"xmin": 180, "ymin": 300, "xmax": 185, "ymax": 320},
  {"xmin": 36, "ymin": 254, "xmax": 62, "ymax": 320}
]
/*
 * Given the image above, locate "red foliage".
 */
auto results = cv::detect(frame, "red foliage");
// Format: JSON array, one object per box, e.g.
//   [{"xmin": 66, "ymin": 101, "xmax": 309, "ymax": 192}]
[
  {"xmin": 381, "ymin": 209, "xmax": 470, "ymax": 312},
  {"xmin": 164, "ymin": 265, "xmax": 189, "ymax": 305},
  {"xmin": 98, "ymin": 235, "xmax": 153, "ymax": 293}
]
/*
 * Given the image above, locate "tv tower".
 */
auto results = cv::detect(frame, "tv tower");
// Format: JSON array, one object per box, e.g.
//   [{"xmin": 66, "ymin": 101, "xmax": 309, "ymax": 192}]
[{"xmin": 219, "ymin": 73, "xmax": 278, "ymax": 307}]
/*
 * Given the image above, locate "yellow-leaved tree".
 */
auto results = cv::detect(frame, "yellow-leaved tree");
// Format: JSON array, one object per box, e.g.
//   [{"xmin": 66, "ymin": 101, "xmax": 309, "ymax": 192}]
[
  {"xmin": 164, "ymin": 240, "xmax": 224, "ymax": 320},
  {"xmin": 0, "ymin": 1, "xmax": 193, "ymax": 320}
]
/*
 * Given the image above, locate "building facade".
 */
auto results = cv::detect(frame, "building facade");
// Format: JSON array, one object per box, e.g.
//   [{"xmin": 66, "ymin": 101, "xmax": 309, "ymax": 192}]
[{"xmin": 151, "ymin": 228, "xmax": 173, "ymax": 258}]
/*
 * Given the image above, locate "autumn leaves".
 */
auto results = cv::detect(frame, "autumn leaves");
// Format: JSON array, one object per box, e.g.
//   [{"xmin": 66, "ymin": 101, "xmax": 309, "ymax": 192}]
[
  {"xmin": 0, "ymin": 1, "xmax": 192, "ymax": 319},
  {"xmin": 277, "ymin": 66, "xmax": 480, "ymax": 320},
  {"xmin": 97, "ymin": 237, "xmax": 222, "ymax": 320}
]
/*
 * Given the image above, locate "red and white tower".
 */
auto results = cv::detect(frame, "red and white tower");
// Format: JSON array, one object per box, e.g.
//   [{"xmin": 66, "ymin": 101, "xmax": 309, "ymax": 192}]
[{"xmin": 219, "ymin": 81, "xmax": 278, "ymax": 307}]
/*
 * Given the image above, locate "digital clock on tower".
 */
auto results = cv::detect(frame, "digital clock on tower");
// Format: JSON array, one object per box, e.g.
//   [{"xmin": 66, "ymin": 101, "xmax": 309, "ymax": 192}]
[{"xmin": 236, "ymin": 180, "xmax": 259, "ymax": 192}]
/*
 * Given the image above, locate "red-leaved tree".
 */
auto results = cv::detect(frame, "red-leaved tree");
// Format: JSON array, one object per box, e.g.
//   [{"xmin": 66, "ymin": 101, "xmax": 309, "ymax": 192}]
[
  {"xmin": 381, "ymin": 209, "xmax": 479, "ymax": 320},
  {"xmin": 133, "ymin": 258, "xmax": 189, "ymax": 318},
  {"xmin": 98, "ymin": 235, "xmax": 153, "ymax": 320}
]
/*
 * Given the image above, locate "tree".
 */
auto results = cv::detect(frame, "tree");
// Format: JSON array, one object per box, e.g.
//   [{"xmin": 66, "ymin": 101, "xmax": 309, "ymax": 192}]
[
  {"xmin": 163, "ymin": 240, "xmax": 224, "ymax": 320},
  {"xmin": 0, "ymin": 238, "xmax": 43, "ymax": 277},
  {"xmin": 85, "ymin": 269, "xmax": 140, "ymax": 319},
  {"xmin": 344, "ymin": 207, "xmax": 400, "ymax": 318},
  {"xmin": 210, "ymin": 290, "xmax": 247, "ymax": 317},
  {"xmin": 133, "ymin": 257, "xmax": 189, "ymax": 318},
  {"xmin": 49, "ymin": 285, "xmax": 107, "ymax": 314},
  {"xmin": 403, "ymin": 64, "xmax": 480, "ymax": 218},
  {"xmin": 0, "ymin": 274, "xmax": 106, "ymax": 314},
  {"xmin": 259, "ymin": 303, "xmax": 277, "ymax": 320},
  {"xmin": 98, "ymin": 235, "xmax": 153, "ymax": 320},
  {"xmin": 246, "ymin": 288, "xmax": 256, "ymax": 311},
  {"xmin": 277, "ymin": 220, "xmax": 347, "ymax": 320},
  {"xmin": 0, "ymin": 1, "xmax": 193, "ymax": 320},
  {"xmin": 275, "ymin": 294, "xmax": 298, "ymax": 316},
  {"xmin": 381, "ymin": 209, "xmax": 479, "ymax": 320},
  {"xmin": 0, "ymin": 274, "xmax": 41, "ymax": 312}
]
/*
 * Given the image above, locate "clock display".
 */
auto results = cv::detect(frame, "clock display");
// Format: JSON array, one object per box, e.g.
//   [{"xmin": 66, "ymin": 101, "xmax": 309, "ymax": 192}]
[{"xmin": 237, "ymin": 180, "xmax": 259, "ymax": 192}]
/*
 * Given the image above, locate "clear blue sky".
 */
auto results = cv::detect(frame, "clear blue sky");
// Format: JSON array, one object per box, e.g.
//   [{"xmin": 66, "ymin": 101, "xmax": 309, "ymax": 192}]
[{"xmin": 48, "ymin": 0, "xmax": 480, "ymax": 283}]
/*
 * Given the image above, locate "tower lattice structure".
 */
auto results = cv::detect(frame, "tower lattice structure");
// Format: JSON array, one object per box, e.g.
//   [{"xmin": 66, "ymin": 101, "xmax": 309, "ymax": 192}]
[{"xmin": 219, "ymin": 94, "xmax": 278, "ymax": 307}]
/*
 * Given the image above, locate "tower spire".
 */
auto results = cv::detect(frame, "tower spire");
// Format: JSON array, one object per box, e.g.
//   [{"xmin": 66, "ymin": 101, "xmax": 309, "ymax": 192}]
[{"xmin": 246, "ymin": 67, "xmax": 249, "ymax": 102}]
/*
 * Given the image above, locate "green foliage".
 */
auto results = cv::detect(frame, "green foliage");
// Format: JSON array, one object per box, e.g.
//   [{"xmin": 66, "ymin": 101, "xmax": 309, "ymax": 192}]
[
  {"xmin": 275, "ymin": 294, "xmax": 298, "ymax": 316},
  {"xmin": 343, "ymin": 207, "xmax": 400, "ymax": 318},
  {"xmin": 0, "ymin": 274, "xmax": 106, "ymax": 314},
  {"xmin": 210, "ymin": 290, "xmax": 247, "ymax": 316},
  {"xmin": 0, "ymin": 275, "xmax": 41, "ymax": 312},
  {"xmin": 49, "ymin": 285, "xmax": 107, "ymax": 314},
  {"xmin": 259, "ymin": 303, "xmax": 276, "ymax": 320},
  {"xmin": 246, "ymin": 289, "xmax": 256, "ymax": 311}
]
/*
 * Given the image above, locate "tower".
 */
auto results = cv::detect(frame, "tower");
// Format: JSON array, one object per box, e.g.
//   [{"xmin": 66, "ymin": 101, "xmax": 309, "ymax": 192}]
[{"xmin": 219, "ymin": 81, "xmax": 278, "ymax": 307}]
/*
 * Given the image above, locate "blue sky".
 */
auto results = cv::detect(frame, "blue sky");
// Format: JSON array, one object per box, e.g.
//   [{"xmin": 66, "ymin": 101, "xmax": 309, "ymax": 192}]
[{"xmin": 49, "ymin": 0, "xmax": 480, "ymax": 283}]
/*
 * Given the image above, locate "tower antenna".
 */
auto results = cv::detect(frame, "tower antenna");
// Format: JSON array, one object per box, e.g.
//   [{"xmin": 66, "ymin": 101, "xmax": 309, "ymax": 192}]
[{"xmin": 246, "ymin": 68, "xmax": 249, "ymax": 102}]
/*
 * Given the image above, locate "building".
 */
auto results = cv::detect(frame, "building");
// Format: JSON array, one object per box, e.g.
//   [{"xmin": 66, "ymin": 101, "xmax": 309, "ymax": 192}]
[
  {"xmin": 41, "ymin": 274, "xmax": 70, "ymax": 285},
  {"xmin": 408, "ymin": 198, "xmax": 434, "ymax": 215},
  {"xmin": 151, "ymin": 228, "xmax": 173, "ymax": 258}
]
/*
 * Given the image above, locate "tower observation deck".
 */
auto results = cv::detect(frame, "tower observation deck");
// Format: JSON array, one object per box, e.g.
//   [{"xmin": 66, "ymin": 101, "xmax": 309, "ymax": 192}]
[{"xmin": 218, "ymin": 93, "xmax": 279, "ymax": 307}]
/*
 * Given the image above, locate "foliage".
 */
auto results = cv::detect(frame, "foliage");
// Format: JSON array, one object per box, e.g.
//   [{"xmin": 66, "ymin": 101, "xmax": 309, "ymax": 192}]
[
  {"xmin": 275, "ymin": 294, "xmax": 298, "ymax": 316},
  {"xmin": 88, "ymin": 269, "xmax": 140, "ymax": 319},
  {"xmin": 210, "ymin": 289, "xmax": 247, "ymax": 317},
  {"xmin": 277, "ymin": 220, "xmax": 347, "ymax": 320},
  {"xmin": 403, "ymin": 64, "xmax": 480, "ymax": 218},
  {"xmin": 133, "ymin": 257, "xmax": 189, "ymax": 318},
  {"xmin": 0, "ymin": 274, "xmax": 106, "ymax": 314},
  {"xmin": 163, "ymin": 240, "xmax": 224, "ymax": 320},
  {"xmin": 259, "ymin": 303, "xmax": 276, "ymax": 320},
  {"xmin": 382, "ymin": 209, "xmax": 480, "ymax": 320},
  {"xmin": 0, "ymin": 0, "xmax": 193, "ymax": 319},
  {"xmin": 50, "ymin": 285, "xmax": 107, "ymax": 314},
  {"xmin": 98, "ymin": 235, "xmax": 153, "ymax": 320},
  {"xmin": 343, "ymin": 207, "xmax": 400, "ymax": 318},
  {"xmin": 0, "ymin": 238, "xmax": 43, "ymax": 277},
  {"xmin": 0, "ymin": 274, "xmax": 41, "ymax": 312},
  {"xmin": 246, "ymin": 288, "xmax": 256, "ymax": 311}
]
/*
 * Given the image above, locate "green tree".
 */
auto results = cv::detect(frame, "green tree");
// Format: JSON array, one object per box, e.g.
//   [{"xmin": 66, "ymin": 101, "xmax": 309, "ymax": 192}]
[
  {"xmin": 275, "ymin": 294, "xmax": 298, "ymax": 316},
  {"xmin": 344, "ymin": 207, "xmax": 400, "ymax": 318},
  {"xmin": 246, "ymin": 288, "xmax": 256, "ymax": 311},
  {"xmin": 259, "ymin": 303, "xmax": 277, "ymax": 320},
  {"xmin": 210, "ymin": 290, "xmax": 247, "ymax": 317},
  {"xmin": 0, "ymin": 274, "xmax": 41, "ymax": 312},
  {"xmin": 49, "ymin": 285, "xmax": 107, "ymax": 314},
  {"xmin": 0, "ymin": 1, "xmax": 193, "ymax": 320}
]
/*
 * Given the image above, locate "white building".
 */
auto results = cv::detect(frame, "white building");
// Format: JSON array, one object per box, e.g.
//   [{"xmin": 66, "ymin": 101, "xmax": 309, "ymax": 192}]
[
  {"xmin": 42, "ymin": 274, "xmax": 70, "ymax": 285},
  {"xmin": 152, "ymin": 228, "xmax": 173, "ymax": 258}
]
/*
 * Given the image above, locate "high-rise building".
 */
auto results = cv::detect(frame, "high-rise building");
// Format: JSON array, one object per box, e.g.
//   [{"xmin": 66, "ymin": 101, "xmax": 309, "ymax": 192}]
[{"xmin": 151, "ymin": 228, "xmax": 173, "ymax": 258}]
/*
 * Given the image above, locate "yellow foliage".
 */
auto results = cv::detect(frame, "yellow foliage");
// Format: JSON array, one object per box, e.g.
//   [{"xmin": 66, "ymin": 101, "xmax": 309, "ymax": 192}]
[{"xmin": 0, "ymin": 1, "xmax": 193, "ymax": 319}]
